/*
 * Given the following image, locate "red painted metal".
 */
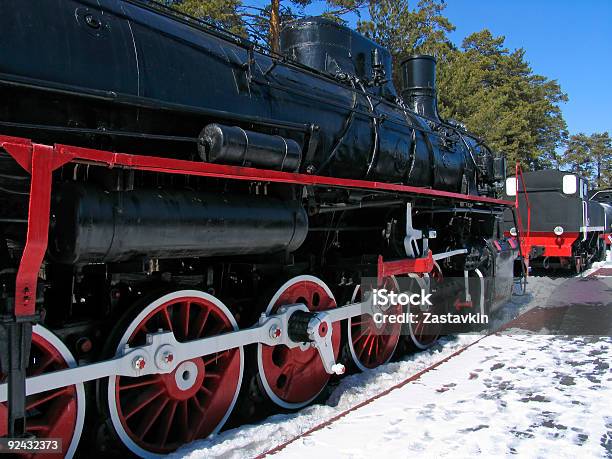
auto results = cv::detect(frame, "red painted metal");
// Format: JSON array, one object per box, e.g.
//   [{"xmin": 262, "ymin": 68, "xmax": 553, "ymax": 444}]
[
  {"xmin": 0, "ymin": 331, "xmax": 80, "ymax": 459},
  {"xmin": 0, "ymin": 136, "xmax": 514, "ymax": 206},
  {"xmin": 259, "ymin": 279, "xmax": 341, "ymax": 405},
  {"xmin": 377, "ymin": 250, "xmax": 434, "ymax": 285},
  {"xmin": 600, "ymin": 233, "xmax": 611, "ymax": 246},
  {"xmin": 454, "ymin": 299, "xmax": 473, "ymax": 311},
  {"xmin": 519, "ymin": 232, "xmax": 579, "ymax": 258},
  {"xmin": 113, "ymin": 295, "xmax": 242, "ymax": 453},
  {"xmin": 0, "ymin": 140, "xmax": 74, "ymax": 317}
]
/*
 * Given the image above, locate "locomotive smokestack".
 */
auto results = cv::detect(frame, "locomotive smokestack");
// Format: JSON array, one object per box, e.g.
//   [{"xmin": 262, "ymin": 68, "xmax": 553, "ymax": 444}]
[{"xmin": 400, "ymin": 55, "xmax": 439, "ymax": 121}]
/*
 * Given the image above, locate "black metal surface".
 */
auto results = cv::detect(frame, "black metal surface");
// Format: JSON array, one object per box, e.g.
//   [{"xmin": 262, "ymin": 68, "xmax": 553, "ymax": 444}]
[
  {"xmin": 400, "ymin": 55, "xmax": 439, "ymax": 121},
  {"xmin": 199, "ymin": 124, "xmax": 302, "ymax": 172},
  {"xmin": 49, "ymin": 185, "xmax": 309, "ymax": 263},
  {"xmin": 287, "ymin": 310, "xmax": 316, "ymax": 343},
  {"xmin": 0, "ymin": 301, "xmax": 34, "ymax": 438},
  {"xmin": 280, "ymin": 17, "xmax": 396, "ymax": 98},
  {"xmin": 0, "ymin": 1, "xmax": 501, "ymax": 195}
]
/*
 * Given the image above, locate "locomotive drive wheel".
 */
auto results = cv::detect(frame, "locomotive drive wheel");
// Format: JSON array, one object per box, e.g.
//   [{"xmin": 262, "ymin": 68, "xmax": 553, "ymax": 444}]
[
  {"xmin": 345, "ymin": 276, "xmax": 402, "ymax": 371},
  {"xmin": 257, "ymin": 276, "xmax": 341, "ymax": 409},
  {"xmin": 405, "ymin": 273, "xmax": 442, "ymax": 350},
  {"xmin": 104, "ymin": 290, "xmax": 243, "ymax": 457},
  {"xmin": 0, "ymin": 325, "xmax": 86, "ymax": 459}
]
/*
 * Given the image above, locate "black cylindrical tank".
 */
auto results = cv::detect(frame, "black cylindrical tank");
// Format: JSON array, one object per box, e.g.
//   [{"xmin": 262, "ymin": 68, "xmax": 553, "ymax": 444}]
[
  {"xmin": 198, "ymin": 124, "xmax": 302, "ymax": 172},
  {"xmin": 49, "ymin": 185, "xmax": 309, "ymax": 264},
  {"xmin": 400, "ymin": 55, "xmax": 439, "ymax": 121}
]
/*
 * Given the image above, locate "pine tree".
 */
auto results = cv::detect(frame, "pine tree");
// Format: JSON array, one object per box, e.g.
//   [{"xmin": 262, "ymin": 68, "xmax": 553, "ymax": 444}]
[
  {"xmin": 589, "ymin": 132, "xmax": 612, "ymax": 188},
  {"xmin": 436, "ymin": 30, "xmax": 568, "ymax": 170},
  {"xmin": 357, "ymin": 0, "xmax": 454, "ymax": 88},
  {"xmin": 561, "ymin": 132, "xmax": 612, "ymax": 188},
  {"xmin": 168, "ymin": 0, "xmax": 246, "ymax": 36}
]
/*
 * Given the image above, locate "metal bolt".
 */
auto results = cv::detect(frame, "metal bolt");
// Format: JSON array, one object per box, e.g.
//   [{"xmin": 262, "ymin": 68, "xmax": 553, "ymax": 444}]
[
  {"xmin": 162, "ymin": 351, "xmax": 174, "ymax": 364},
  {"xmin": 133, "ymin": 356, "xmax": 146, "ymax": 370},
  {"xmin": 269, "ymin": 325, "xmax": 282, "ymax": 340}
]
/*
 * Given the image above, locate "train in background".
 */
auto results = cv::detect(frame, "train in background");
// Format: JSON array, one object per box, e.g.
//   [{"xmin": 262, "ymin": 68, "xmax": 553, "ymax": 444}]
[{"xmin": 504, "ymin": 170, "xmax": 612, "ymax": 272}]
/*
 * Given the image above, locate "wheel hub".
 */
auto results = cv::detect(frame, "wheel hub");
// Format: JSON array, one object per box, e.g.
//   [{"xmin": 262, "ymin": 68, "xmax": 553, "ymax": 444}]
[{"xmin": 160, "ymin": 359, "xmax": 205, "ymax": 400}]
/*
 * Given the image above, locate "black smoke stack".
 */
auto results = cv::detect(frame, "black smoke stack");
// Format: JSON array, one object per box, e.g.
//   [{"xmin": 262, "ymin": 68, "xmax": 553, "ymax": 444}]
[{"xmin": 400, "ymin": 55, "xmax": 439, "ymax": 121}]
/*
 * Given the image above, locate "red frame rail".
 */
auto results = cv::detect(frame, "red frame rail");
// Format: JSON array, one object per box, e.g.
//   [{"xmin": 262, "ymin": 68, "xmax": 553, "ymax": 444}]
[{"xmin": 0, "ymin": 135, "xmax": 515, "ymax": 318}]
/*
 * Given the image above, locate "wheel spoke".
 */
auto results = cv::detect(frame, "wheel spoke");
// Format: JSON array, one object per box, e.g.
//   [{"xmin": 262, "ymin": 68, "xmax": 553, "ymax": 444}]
[
  {"xmin": 123, "ymin": 387, "xmax": 165, "ymax": 420},
  {"xmin": 194, "ymin": 308, "xmax": 211, "ymax": 338},
  {"xmin": 352, "ymin": 327, "xmax": 369, "ymax": 343},
  {"xmin": 135, "ymin": 398, "xmax": 169, "ymax": 440},
  {"xmin": 119, "ymin": 376, "xmax": 160, "ymax": 391},
  {"xmin": 31, "ymin": 354, "xmax": 57, "ymax": 376},
  {"xmin": 180, "ymin": 400, "xmax": 192, "ymax": 443},
  {"xmin": 162, "ymin": 307, "xmax": 174, "ymax": 333},
  {"xmin": 202, "ymin": 351, "xmax": 229, "ymax": 367},
  {"xmin": 26, "ymin": 387, "xmax": 71, "ymax": 411},
  {"xmin": 358, "ymin": 333, "xmax": 374, "ymax": 358},
  {"xmin": 181, "ymin": 301, "xmax": 191, "ymax": 339},
  {"xmin": 159, "ymin": 401, "xmax": 178, "ymax": 448},
  {"xmin": 199, "ymin": 385, "xmax": 213, "ymax": 396}
]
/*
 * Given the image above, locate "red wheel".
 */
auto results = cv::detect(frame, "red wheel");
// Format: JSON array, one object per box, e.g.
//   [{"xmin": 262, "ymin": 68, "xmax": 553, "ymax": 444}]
[
  {"xmin": 257, "ymin": 276, "xmax": 340, "ymax": 409},
  {"xmin": 0, "ymin": 325, "xmax": 85, "ymax": 459},
  {"xmin": 347, "ymin": 276, "xmax": 402, "ymax": 371},
  {"xmin": 407, "ymin": 272, "xmax": 441, "ymax": 350},
  {"xmin": 107, "ymin": 290, "xmax": 243, "ymax": 456}
]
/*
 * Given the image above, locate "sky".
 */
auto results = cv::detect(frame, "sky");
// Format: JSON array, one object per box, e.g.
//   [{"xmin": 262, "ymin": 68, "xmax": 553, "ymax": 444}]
[{"xmin": 245, "ymin": 0, "xmax": 612, "ymax": 137}]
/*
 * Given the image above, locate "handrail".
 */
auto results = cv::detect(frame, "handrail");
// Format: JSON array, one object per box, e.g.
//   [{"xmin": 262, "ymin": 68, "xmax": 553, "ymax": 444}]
[{"xmin": 514, "ymin": 162, "xmax": 532, "ymax": 261}]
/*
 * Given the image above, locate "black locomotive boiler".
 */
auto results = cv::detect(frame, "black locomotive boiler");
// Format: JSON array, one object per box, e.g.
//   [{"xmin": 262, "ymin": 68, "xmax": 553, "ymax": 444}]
[{"xmin": 0, "ymin": 2, "xmax": 517, "ymax": 457}]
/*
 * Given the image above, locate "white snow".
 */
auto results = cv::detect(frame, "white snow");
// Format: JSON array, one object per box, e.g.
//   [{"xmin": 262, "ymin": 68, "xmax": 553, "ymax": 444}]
[
  {"xmin": 173, "ymin": 258, "xmax": 612, "ymax": 459},
  {"xmin": 171, "ymin": 335, "xmax": 479, "ymax": 459},
  {"xmin": 272, "ymin": 334, "xmax": 612, "ymax": 459}
]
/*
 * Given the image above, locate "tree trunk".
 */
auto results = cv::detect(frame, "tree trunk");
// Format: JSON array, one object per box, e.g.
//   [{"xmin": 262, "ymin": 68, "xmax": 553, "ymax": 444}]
[{"xmin": 270, "ymin": 0, "xmax": 281, "ymax": 53}]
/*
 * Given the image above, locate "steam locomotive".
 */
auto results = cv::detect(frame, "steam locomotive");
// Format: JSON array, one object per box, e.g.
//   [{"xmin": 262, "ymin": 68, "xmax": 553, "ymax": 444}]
[
  {"xmin": 503, "ymin": 171, "xmax": 611, "ymax": 272},
  {"xmin": 0, "ymin": 1, "xmax": 517, "ymax": 457}
]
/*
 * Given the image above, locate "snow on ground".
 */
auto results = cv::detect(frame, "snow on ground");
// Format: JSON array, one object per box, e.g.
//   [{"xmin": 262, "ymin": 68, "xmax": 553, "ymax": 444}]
[
  {"xmin": 272, "ymin": 334, "xmax": 611, "ymax": 459},
  {"xmin": 171, "ymin": 335, "xmax": 479, "ymax": 459},
  {"xmin": 173, "ymin": 257, "xmax": 612, "ymax": 459}
]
